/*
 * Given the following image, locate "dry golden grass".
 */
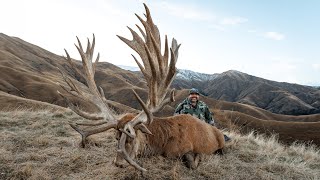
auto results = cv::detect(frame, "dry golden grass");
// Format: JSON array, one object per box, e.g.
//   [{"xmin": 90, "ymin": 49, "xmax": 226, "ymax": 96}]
[{"xmin": 0, "ymin": 109, "xmax": 319, "ymax": 179}]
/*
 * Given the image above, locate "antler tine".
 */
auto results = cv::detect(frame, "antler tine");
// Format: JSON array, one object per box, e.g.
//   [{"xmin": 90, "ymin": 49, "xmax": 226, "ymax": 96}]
[
  {"xmin": 64, "ymin": 49, "xmax": 84, "ymax": 80},
  {"xmin": 74, "ymin": 35, "xmax": 100, "ymax": 97},
  {"xmin": 99, "ymin": 86, "xmax": 140, "ymax": 114},
  {"xmin": 117, "ymin": 27, "xmax": 151, "ymax": 77},
  {"xmin": 132, "ymin": 89, "xmax": 153, "ymax": 124},
  {"xmin": 57, "ymin": 91, "xmax": 104, "ymax": 120},
  {"xmin": 164, "ymin": 48, "xmax": 178, "ymax": 89},
  {"xmin": 152, "ymin": 88, "xmax": 176, "ymax": 113},
  {"xmin": 118, "ymin": 133, "xmax": 147, "ymax": 172},
  {"xmin": 135, "ymin": 13, "xmax": 160, "ymax": 79},
  {"xmin": 136, "ymin": 6, "xmax": 164, "ymax": 78},
  {"xmin": 132, "ymin": 54, "xmax": 148, "ymax": 80},
  {"xmin": 163, "ymin": 35, "xmax": 169, "ymax": 71},
  {"xmin": 171, "ymin": 38, "xmax": 181, "ymax": 62},
  {"xmin": 141, "ymin": 3, "xmax": 161, "ymax": 49},
  {"xmin": 93, "ymin": 53, "xmax": 100, "ymax": 76},
  {"xmin": 91, "ymin": 35, "xmax": 100, "ymax": 67},
  {"xmin": 136, "ymin": 24, "xmax": 146, "ymax": 41},
  {"xmin": 70, "ymin": 121, "xmax": 118, "ymax": 148},
  {"xmin": 57, "ymin": 67, "xmax": 82, "ymax": 95}
]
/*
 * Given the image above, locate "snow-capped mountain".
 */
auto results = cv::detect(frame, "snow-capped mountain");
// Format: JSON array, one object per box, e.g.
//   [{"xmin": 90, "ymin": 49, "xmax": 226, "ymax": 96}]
[
  {"xmin": 176, "ymin": 69, "xmax": 218, "ymax": 81},
  {"xmin": 117, "ymin": 65, "xmax": 140, "ymax": 71},
  {"xmin": 118, "ymin": 65, "xmax": 218, "ymax": 82}
]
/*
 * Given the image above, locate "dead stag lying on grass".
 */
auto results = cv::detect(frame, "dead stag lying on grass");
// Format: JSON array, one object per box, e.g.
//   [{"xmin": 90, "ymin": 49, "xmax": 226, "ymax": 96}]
[{"xmin": 57, "ymin": 3, "xmax": 225, "ymax": 172}]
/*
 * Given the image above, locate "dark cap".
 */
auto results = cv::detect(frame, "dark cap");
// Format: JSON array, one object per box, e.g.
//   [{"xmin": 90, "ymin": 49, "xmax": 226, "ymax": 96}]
[{"xmin": 189, "ymin": 88, "xmax": 200, "ymax": 95}]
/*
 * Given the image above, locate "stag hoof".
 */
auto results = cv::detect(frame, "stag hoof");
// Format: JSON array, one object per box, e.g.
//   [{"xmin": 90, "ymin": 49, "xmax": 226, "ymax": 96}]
[
  {"xmin": 182, "ymin": 152, "xmax": 199, "ymax": 169},
  {"xmin": 224, "ymin": 134, "xmax": 231, "ymax": 142},
  {"xmin": 214, "ymin": 149, "xmax": 224, "ymax": 155}
]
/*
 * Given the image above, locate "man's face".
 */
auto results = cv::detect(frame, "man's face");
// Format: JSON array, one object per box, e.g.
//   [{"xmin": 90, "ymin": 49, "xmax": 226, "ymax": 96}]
[{"xmin": 189, "ymin": 93, "xmax": 199, "ymax": 103}]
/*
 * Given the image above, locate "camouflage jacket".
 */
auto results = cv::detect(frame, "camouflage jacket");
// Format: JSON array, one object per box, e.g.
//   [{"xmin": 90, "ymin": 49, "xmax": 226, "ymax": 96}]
[{"xmin": 174, "ymin": 98, "xmax": 214, "ymax": 125}]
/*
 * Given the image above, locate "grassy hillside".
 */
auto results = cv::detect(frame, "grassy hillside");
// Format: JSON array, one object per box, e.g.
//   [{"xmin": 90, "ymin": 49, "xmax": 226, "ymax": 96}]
[{"xmin": 0, "ymin": 109, "xmax": 319, "ymax": 179}]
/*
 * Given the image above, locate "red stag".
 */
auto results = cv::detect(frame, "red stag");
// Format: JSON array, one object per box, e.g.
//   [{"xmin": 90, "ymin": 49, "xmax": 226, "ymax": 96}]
[{"xmin": 57, "ymin": 3, "xmax": 225, "ymax": 172}]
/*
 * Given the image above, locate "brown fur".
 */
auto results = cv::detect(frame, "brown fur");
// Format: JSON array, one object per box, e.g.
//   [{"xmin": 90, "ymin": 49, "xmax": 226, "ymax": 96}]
[{"xmin": 115, "ymin": 113, "xmax": 225, "ymax": 169}]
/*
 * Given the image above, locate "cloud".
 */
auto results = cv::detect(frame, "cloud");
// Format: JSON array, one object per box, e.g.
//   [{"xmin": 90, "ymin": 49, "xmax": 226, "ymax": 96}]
[
  {"xmin": 312, "ymin": 63, "xmax": 320, "ymax": 70},
  {"xmin": 248, "ymin": 29, "xmax": 257, "ymax": 33},
  {"xmin": 263, "ymin": 31, "xmax": 285, "ymax": 40},
  {"xmin": 220, "ymin": 17, "xmax": 248, "ymax": 25},
  {"xmin": 153, "ymin": 1, "xmax": 249, "ymax": 32},
  {"xmin": 155, "ymin": 1, "xmax": 216, "ymax": 21},
  {"xmin": 209, "ymin": 24, "xmax": 225, "ymax": 31}
]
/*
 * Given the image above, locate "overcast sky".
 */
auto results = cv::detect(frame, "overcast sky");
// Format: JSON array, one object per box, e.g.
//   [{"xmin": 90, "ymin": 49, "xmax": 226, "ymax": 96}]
[{"xmin": 1, "ymin": 0, "xmax": 320, "ymax": 86}]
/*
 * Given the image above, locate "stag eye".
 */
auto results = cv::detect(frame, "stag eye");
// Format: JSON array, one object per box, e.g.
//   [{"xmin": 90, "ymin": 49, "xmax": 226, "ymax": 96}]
[{"xmin": 115, "ymin": 131, "xmax": 121, "ymax": 140}]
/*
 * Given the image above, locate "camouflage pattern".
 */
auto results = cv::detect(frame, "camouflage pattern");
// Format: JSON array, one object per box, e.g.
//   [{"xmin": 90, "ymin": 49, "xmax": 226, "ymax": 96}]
[{"xmin": 174, "ymin": 98, "xmax": 215, "ymax": 125}]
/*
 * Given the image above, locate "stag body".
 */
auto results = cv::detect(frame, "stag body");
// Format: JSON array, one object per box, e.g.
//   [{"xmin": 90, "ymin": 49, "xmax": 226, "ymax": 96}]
[{"xmin": 115, "ymin": 113, "xmax": 225, "ymax": 169}]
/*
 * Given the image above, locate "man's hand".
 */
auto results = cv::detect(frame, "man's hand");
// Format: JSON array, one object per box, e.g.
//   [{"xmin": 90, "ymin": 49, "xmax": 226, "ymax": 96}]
[{"xmin": 209, "ymin": 120, "xmax": 215, "ymax": 126}]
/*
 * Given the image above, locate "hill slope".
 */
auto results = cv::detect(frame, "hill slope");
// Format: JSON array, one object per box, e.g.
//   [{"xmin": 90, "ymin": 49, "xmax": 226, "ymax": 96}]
[{"xmin": 0, "ymin": 33, "xmax": 147, "ymax": 112}]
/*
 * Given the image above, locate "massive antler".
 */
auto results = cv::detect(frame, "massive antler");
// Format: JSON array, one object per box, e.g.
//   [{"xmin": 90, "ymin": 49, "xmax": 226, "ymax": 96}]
[
  {"xmin": 57, "ymin": 35, "xmax": 124, "ymax": 147},
  {"xmin": 116, "ymin": 3, "xmax": 181, "ymax": 171},
  {"xmin": 117, "ymin": 3, "xmax": 180, "ymax": 133}
]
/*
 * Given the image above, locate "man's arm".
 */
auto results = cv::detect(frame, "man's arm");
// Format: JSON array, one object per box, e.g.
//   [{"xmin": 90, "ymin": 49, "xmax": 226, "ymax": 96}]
[
  {"xmin": 173, "ymin": 103, "xmax": 183, "ymax": 115},
  {"xmin": 204, "ymin": 106, "xmax": 215, "ymax": 126}
]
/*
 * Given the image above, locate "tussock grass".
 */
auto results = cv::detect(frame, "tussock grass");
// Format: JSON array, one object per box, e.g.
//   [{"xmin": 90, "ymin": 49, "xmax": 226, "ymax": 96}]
[{"xmin": 0, "ymin": 109, "xmax": 319, "ymax": 179}]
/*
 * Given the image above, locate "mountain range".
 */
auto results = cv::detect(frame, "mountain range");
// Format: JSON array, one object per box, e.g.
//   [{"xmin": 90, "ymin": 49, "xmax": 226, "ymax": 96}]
[{"xmin": 120, "ymin": 66, "xmax": 320, "ymax": 115}]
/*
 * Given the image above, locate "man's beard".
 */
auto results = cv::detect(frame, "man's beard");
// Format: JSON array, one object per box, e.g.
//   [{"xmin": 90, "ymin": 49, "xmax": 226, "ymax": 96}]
[{"xmin": 190, "ymin": 97, "xmax": 198, "ymax": 103}]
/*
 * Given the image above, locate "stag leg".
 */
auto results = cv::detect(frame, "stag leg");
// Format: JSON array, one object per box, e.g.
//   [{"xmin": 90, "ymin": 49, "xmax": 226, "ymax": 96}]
[
  {"xmin": 183, "ymin": 152, "xmax": 198, "ymax": 169},
  {"xmin": 194, "ymin": 153, "xmax": 201, "ymax": 168}
]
